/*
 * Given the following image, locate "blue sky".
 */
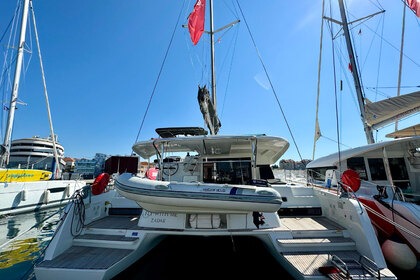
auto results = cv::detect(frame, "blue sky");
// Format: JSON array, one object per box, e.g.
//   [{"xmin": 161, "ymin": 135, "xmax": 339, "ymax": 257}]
[{"xmin": 0, "ymin": 0, "xmax": 419, "ymax": 162}]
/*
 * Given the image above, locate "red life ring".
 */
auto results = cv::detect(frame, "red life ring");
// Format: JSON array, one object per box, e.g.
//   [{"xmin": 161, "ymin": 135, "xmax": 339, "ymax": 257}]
[
  {"xmin": 341, "ymin": 169, "xmax": 361, "ymax": 192},
  {"xmin": 91, "ymin": 173, "xmax": 110, "ymax": 195}
]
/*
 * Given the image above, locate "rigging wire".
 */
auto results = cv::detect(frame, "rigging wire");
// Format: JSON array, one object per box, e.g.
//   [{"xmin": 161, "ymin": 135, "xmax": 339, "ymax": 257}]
[
  {"xmin": 220, "ymin": 26, "xmax": 239, "ymax": 117},
  {"xmin": 314, "ymin": 0, "xmax": 352, "ymax": 156},
  {"xmin": 342, "ymin": 1, "xmax": 419, "ymax": 139},
  {"xmin": 368, "ymin": 5, "xmax": 388, "ymax": 103},
  {"xmin": 329, "ymin": 0, "xmax": 343, "ymax": 168},
  {"xmin": 317, "ymin": 0, "xmax": 361, "ymax": 162},
  {"xmin": 361, "ymin": 9, "xmax": 385, "ymax": 104},
  {"xmin": 190, "ymin": 1, "xmax": 241, "ymax": 124},
  {"xmin": 360, "ymin": 14, "xmax": 420, "ymax": 69},
  {"xmin": 30, "ymin": 0, "xmax": 61, "ymax": 175},
  {"xmin": 133, "ymin": 1, "xmax": 187, "ymax": 147},
  {"xmin": 235, "ymin": 0, "xmax": 303, "ymax": 161},
  {"xmin": 0, "ymin": 0, "xmax": 22, "ymax": 144},
  {"xmin": 324, "ymin": 0, "xmax": 388, "ymax": 147},
  {"xmin": 184, "ymin": 24, "xmax": 207, "ymax": 87}
]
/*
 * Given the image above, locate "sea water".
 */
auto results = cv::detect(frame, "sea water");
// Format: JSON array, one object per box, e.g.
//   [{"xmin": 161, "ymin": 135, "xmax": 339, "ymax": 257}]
[{"xmin": 0, "ymin": 207, "xmax": 62, "ymax": 280}]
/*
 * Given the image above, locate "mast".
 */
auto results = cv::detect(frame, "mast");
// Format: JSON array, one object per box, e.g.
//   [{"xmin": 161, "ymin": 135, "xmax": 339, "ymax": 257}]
[
  {"xmin": 395, "ymin": 4, "xmax": 407, "ymax": 132},
  {"xmin": 30, "ymin": 0, "xmax": 62, "ymax": 177},
  {"xmin": 338, "ymin": 0, "xmax": 375, "ymax": 144},
  {"xmin": 209, "ymin": 0, "xmax": 216, "ymax": 116},
  {"xmin": 195, "ymin": 0, "xmax": 238, "ymax": 136},
  {"xmin": 1, "ymin": 0, "xmax": 30, "ymax": 167}
]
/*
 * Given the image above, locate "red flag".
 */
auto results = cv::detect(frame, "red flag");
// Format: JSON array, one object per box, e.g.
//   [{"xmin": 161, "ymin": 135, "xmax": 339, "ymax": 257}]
[
  {"xmin": 188, "ymin": 0, "xmax": 206, "ymax": 45},
  {"xmin": 407, "ymin": 0, "xmax": 420, "ymax": 17}
]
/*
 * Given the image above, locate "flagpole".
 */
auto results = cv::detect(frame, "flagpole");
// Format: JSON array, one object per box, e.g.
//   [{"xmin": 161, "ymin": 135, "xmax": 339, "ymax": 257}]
[{"xmin": 209, "ymin": 0, "xmax": 217, "ymax": 134}]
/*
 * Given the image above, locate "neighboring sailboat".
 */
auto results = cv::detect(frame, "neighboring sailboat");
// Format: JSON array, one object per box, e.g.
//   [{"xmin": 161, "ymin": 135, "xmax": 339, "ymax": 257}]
[
  {"xmin": 0, "ymin": 0, "xmax": 86, "ymax": 216},
  {"xmin": 308, "ymin": 0, "xmax": 420, "ymax": 272},
  {"xmin": 34, "ymin": 1, "xmax": 396, "ymax": 279}
]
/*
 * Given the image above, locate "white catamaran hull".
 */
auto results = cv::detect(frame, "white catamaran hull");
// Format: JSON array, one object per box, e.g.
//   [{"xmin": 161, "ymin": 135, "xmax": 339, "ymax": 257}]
[{"xmin": 34, "ymin": 184, "xmax": 397, "ymax": 280}]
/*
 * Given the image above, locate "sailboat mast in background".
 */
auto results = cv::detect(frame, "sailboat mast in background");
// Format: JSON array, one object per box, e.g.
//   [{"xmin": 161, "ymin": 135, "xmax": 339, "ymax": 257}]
[
  {"xmin": 337, "ymin": 0, "xmax": 375, "ymax": 144},
  {"xmin": 1, "ymin": 0, "xmax": 30, "ymax": 167}
]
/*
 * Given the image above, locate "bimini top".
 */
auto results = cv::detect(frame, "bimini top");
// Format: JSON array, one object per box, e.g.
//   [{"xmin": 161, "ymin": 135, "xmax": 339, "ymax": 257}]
[
  {"xmin": 307, "ymin": 136, "xmax": 420, "ymax": 169},
  {"xmin": 385, "ymin": 124, "xmax": 420, "ymax": 138},
  {"xmin": 132, "ymin": 127, "xmax": 290, "ymax": 165}
]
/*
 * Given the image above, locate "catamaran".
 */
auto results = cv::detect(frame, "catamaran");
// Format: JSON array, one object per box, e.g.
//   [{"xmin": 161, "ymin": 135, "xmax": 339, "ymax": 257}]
[
  {"xmin": 34, "ymin": 1, "xmax": 397, "ymax": 279},
  {"xmin": 308, "ymin": 0, "xmax": 420, "ymax": 272}
]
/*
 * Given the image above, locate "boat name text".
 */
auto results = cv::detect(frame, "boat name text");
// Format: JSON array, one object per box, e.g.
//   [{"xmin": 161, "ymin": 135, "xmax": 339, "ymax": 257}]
[{"xmin": 202, "ymin": 187, "xmax": 227, "ymax": 193}]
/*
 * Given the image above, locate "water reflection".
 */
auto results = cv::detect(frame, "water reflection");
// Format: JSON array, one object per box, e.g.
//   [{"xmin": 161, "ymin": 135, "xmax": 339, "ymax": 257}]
[{"xmin": 0, "ymin": 207, "xmax": 62, "ymax": 280}]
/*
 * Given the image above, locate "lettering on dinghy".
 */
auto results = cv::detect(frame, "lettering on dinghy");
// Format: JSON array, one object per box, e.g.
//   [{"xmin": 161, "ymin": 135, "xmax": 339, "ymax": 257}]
[{"xmin": 202, "ymin": 187, "xmax": 228, "ymax": 193}]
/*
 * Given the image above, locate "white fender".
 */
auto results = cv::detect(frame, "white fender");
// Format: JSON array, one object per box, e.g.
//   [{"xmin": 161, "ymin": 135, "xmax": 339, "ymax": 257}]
[{"xmin": 381, "ymin": 239, "xmax": 417, "ymax": 270}]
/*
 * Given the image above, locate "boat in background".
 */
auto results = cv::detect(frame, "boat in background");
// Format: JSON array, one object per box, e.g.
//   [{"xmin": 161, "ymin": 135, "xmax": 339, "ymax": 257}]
[
  {"xmin": 1, "ymin": 135, "xmax": 68, "ymax": 182},
  {"xmin": 0, "ymin": 0, "xmax": 86, "ymax": 216},
  {"xmin": 0, "ymin": 134, "xmax": 87, "ymax": 216},
  {"xmin": 0, "ymin": 169, "xmax": 51, "ymax": 183},
  {"xmin": 307, "ymin": 136, "xmax": 420, "ymax": 271},
  {"xmin": 308, "ymin": 0, "xmax": 420, "ymax": 272},
  {"xmin": 35, "ymin": 1, "xmax": 396, "ymax": 279},
  {"xmin": 9, "ymin": 136, "xmax": 66, "ymax": 177}
]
